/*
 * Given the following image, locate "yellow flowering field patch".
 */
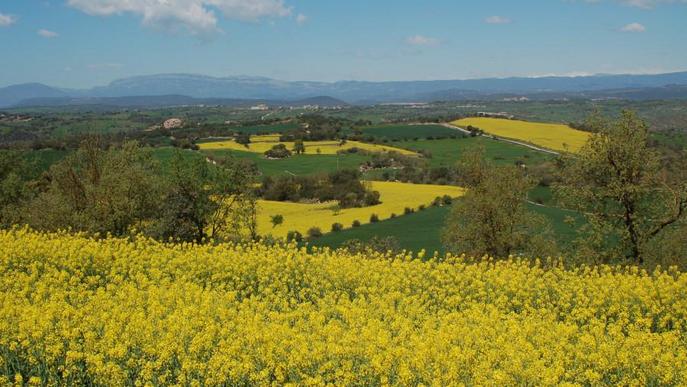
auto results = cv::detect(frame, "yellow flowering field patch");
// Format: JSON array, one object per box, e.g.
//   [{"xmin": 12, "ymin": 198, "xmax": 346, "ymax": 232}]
[
  {"xmin": 198, "ymin": 136, "xmax": 417, "ymax": 155},
  {"xmin": 258, "ymin": 181, "xmax": 465, "ymax": 237},
  {"xmin": 452, "ymin": 117, "xmax": 590, "ymax": 152},
  {"xmin": 1, "ymin": 228, "xmax": 686, "ymax": 385}
]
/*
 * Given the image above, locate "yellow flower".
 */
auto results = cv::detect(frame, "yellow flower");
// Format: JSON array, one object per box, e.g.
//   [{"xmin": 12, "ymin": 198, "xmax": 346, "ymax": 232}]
[{"xmin": 0, "ymin": 228, "xmax": 685, "ymax": 385}]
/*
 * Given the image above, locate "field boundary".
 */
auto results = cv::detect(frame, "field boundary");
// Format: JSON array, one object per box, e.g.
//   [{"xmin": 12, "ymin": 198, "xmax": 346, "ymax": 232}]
[{"xmin": 440, "ymin": 122, "xmax": 561, "ymax": 156}]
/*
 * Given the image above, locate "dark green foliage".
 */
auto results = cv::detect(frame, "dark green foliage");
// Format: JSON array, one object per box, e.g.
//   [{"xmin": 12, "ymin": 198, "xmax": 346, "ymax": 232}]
[
  {"xmin": 270, "ymin": 214, "xmax": 284, "ymax": 228},
  {"xmin": 357, "ymin": 124, "xmax": 460, "ymax": 141},
  {"xmin": 264, "ymin": 144, "xmax": 292, "ymax": 159},
  {"xmin": 235, "ymin": 134, "xmax": 251, "ymax": 147},
  {"xmin": 260, "ymin": 169, "xmax": 380, "ymax": 208},
  {"xmin": 307, "ymin": 227, "xmax": 323, "ymax": 239},
  {"xmin": 25, "ymin": 138, "xmax": 163, "ymax": 236},
  {"xmin": 153, "ymin": 151, "xmax": 258, "ymax": 243},
  {"xmin": 443, "ymin": 147, "xmax": 557, "ymax": 258},
  {"xmin": 370, "ymin": 214, "xmax": 379, "ymax": 223},
  {"xmin": 556, "ymin": 111, "xmax": 687, "ymax": 267},
  {"xmin": 292, "ymin": 139, "xmax": 305, "ymax": 155},
  {"xmin": 331, "ymin": 223, "xmax": 343, "ymax": 232},
  {"xmin": 286, "ymin": 230, "xmax": 303, "ymax": 242},
  {"xmin": 0, "ymin": 150, "xmax": 35, "ymax": 226},
  {"xmin": 16, "ymin": 139, "xmax": 258, "ymax": 244}
]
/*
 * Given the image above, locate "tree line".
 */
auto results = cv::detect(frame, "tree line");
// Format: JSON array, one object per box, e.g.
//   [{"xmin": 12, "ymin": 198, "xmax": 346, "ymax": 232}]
[{"xmin": 0, "ymin": 138, "xmax": 258, "ymax": 243}]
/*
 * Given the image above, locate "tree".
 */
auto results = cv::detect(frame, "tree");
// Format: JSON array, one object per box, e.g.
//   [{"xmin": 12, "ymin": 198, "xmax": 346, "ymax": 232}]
[
  {"xmin": 293, "ymin": 139, "xmax": 305, "ymax": 155},
  {"xmin": 25, "ymin": 139, "xmax": 163, "ymax": 236},
  {"xmin": 154, "ymin": 151, "xmax": 258, "ymax": 243},
  {"xmin": 0, "ymin": 150, "xmax": 34, "ymax": 227},
  {"xmin": 235, "ymin": 133, "xmax": 251, "ymax": 148},
  {"xmin": 264, "ymin": 144, "xmax": 292, "ymax": 159},
  {"xmin": 443, "ymin": 149, "xmax": 556, "ymax": 258},
  {"xmin": 556, "ymin": 110, "xmax": 687, "ymax": 265},
  {"xmin": 270, "ymin": 214, "xmax": 284, "ymax": 228}
]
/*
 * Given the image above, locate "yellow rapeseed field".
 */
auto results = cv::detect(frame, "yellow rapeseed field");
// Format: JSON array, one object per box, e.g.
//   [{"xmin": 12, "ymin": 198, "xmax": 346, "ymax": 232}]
[
  {"xmin": 258, "ymin": 181, "xmax": 465, "ymax": 237},
  {"xmin": 1, "ymin": 228, "xmax": 686, "ymax": 385},
  {"xmin": 198, "ymin": 136, "xmax": 417, "ymax": 155},
  {"xmin": 453, "ymin": 117, "xmax": 590, "ymax": 152}
]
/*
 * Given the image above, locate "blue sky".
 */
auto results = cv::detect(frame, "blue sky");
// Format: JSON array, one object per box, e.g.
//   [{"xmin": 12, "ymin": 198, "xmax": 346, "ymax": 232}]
[{"xmin": 0, "ymin": 0, "xmax": 685, "ymax": 88}]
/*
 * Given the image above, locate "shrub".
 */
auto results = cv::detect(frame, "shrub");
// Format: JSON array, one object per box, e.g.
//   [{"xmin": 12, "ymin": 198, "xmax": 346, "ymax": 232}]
[
  {"xmin": 286, "ymin": 230, "xmax": 303, "ymax": 242},
  {"xmin": 363, "ymin": 190, "xmax": 381, "ymax": 206},
  {"xmin": 404, "ymin": 207, "xmax": 414, "ymax": 215},
  {"xmin": 390, "ymin": 213, "xmax": 397, "ymax": 219},
  {"xmin": 331, "ymin": 223, "xmax": 343, "ymax": 232},
  {"xmin": 307, "ymin": 227, "xmax": 323, "ymax": 239},
  {"xmin": 433, "ymin": 196, "xmax": 443, "ymax": 206},
  {"xmin": 352, "ymin": 220, "xmax": 361, "ymax": 227},
  {"xmin": 264, "ymin": 144, "xmax": 292, "ymax": 159},
  {"xmin": 419, "ymin": 204, "xmax": 426, "ymax": 211},
  {"xmin": 370, "ymin": 214, "xmax": 379, "ymax": 223},
  {"xmin": 270, "ymin": 214, "xmax": 284, "ymax": 228},
  {"xmin": 442, "ymin": 195, "xmax": 453, "ymax": 205}
]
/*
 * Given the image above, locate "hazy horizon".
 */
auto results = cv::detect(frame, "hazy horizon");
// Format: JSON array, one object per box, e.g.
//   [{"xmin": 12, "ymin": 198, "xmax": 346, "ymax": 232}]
[{"xmin": 4, "ymin": 68, "xmax": 687, "ymax": 91}]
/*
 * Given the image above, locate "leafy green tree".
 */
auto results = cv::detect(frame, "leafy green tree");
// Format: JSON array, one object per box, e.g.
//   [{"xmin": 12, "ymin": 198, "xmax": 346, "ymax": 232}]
[
  {"xmin": 443, "ymin": 148, "xmax": 556, "ymax": 258},
  {"xmin": 154, "ymin": 151, "xmax": 258, "ymax": 243},
  {"xmin": 25, "ymin": 138, "xmax": 162, "ymax": 236},
  {"xmin": 556, "ymin": 111, "xmax": 687, "ymax": 265},
  {"xmin": 270, "ymin": 214, "xmax": 284, "ymax": 228},
  {"xmin": 293, "ymin": 139, "xmax": 305, "ymax": 155},
  {"xmin": 235, "ymin": 133, "xmax": 251, "ymax": 148},
  {"xmin": 264, "ymin": 144, "xmax": 292, "ymax": 159}
]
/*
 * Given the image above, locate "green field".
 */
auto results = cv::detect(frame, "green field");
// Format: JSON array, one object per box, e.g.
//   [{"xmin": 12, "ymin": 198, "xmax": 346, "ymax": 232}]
[
  {"xmin": 361, "ymin": 124, "xmax": 460, "ymax": 140},
  {"xmin": 529, "ymin": 185, "xmax": 555, "ymax": 205},
  {"xmin": 22, "ymin": 149, "xmax": 70, "ymax": 175},
  {"xmin": 17, "ymin": 146, "xmax": 371, "ymax": 179},
  {"xmin": 312, "ymin": 198, "xmax": 582, "ymax": 255},
  {"xmin": 232, "ymin": 122, "xmax": 301, "ymax": 134},
  {"xmin": 393, "ymin": 137, "xmax": 553, "ymax": 167},
  {"xmin": 528, "ymin": 202, "xmax": 583, "ymax": 245},
  {"xmin": 201, "ymin": 148, "xmax": 370, "ymax": 177},
  {"xmin": 311, "ymin": 205, "xmax": 451, "ymax": 254},
  {"xmin": 150, "ymin": 147, "xmax": 208, "ymax": 173}
]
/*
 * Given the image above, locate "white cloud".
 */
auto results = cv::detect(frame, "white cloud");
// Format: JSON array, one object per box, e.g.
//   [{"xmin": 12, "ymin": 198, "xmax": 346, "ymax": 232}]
[
  {"xmin": 620, "ymin": 22, "xmax": 646, "ymax": 32},
  {"xmin": 296, "ymin": 13, "xmax": 307, "ymax": 25},
  {"xmin": 578, "ymin": 0, "xmax": 687, "ymax": 8},
  {"xmin": 405, "ymin": 35, "xmax": 439, "ymax": 46},
  {"xmin": 67, "ymin": 0, "xmax": 293, "ymax": 36},
  {"xmin": 37, "ymin": 29, "xmax": 59, "ymax": 38},
  {"xmin": 0, "ymin": 12, "xmax": 16, "ymax": 27},
  {"xmin": 485, "ymin": 15, "xmax": 511, "ymax": 24},
  {"xmin": 617, "ymin": 0, "xmax": 687, "ymax": 8}
]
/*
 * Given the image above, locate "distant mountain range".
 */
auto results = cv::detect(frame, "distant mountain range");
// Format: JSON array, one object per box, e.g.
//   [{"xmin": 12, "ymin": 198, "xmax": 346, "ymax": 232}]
[
  {"xmin": 10, "ymin": 95, "xmax": 348, "ymax": 109},
  {"xmin": 2, "ymin": 71, "xmax": 687, "ymax": 108}
]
